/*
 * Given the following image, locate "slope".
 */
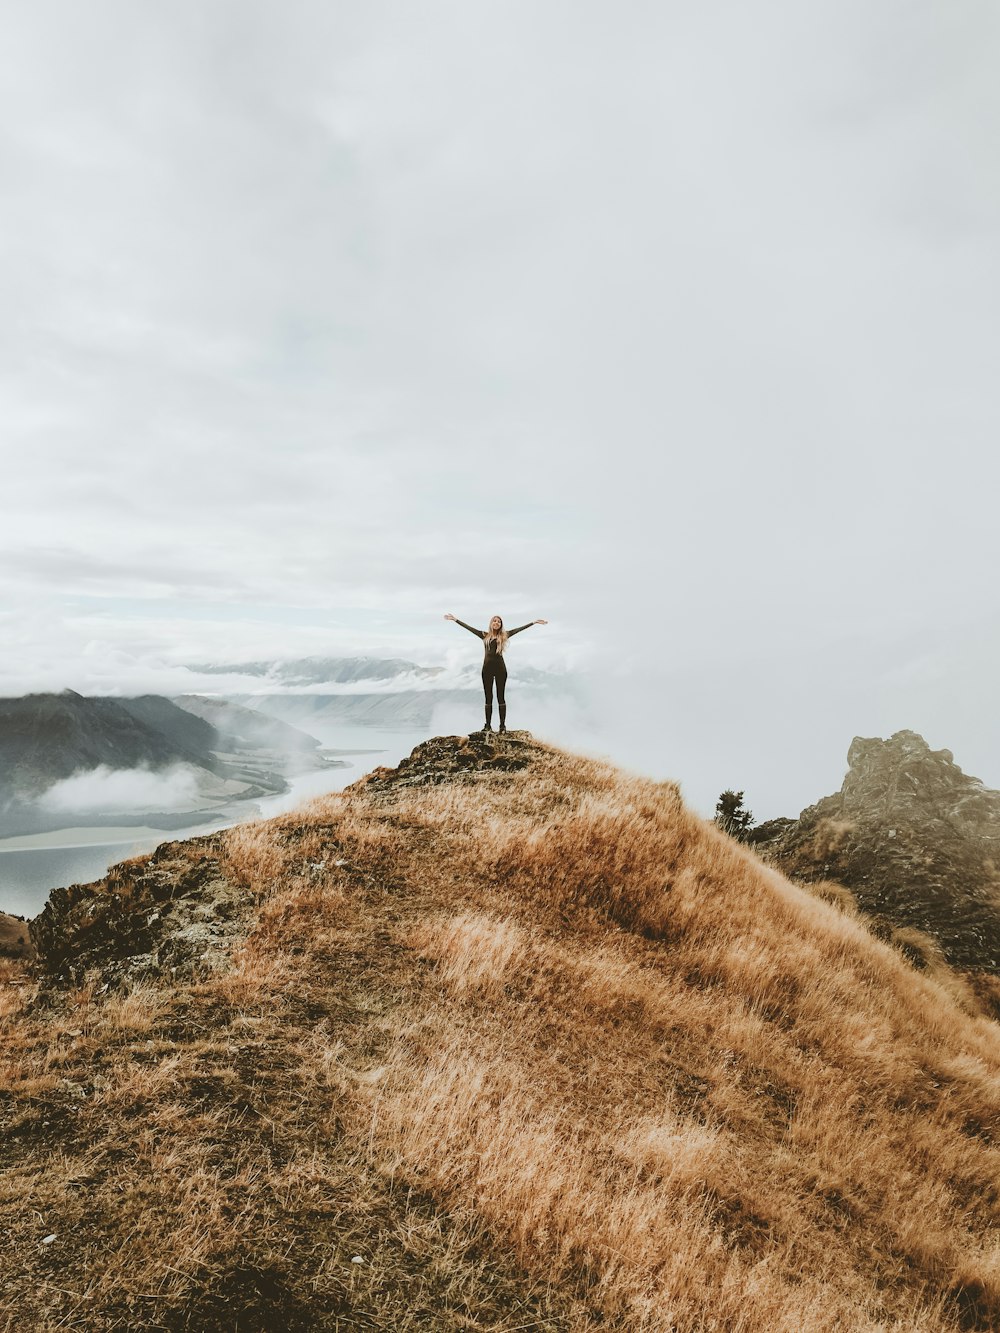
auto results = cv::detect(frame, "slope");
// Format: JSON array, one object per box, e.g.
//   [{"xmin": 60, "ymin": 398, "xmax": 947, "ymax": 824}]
[
  {"xmin": 3, "ymin": 735, "xmax": 999, "ymax": 1332},
  {"xmin": 0, "ymin": 910, "xmax": 31, "ymax": 959}
]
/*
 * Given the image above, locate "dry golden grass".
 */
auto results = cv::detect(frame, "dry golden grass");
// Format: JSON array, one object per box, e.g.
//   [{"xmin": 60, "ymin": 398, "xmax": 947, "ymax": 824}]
[{"xmin": 2, "ymin": 736, "xmax": 999, "ymax": 1330}]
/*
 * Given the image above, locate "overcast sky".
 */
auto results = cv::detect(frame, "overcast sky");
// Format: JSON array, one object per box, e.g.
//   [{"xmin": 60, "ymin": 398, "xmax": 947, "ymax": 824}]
[{"xmin": 2, "ymin": 1, "xmax": 999, "ymax": 816}]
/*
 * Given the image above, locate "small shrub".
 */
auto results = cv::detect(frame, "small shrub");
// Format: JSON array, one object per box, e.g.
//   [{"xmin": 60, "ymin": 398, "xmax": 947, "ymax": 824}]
[{"xmin": 715, "ymin": 790, "xmax": 755, "ymax": 841}]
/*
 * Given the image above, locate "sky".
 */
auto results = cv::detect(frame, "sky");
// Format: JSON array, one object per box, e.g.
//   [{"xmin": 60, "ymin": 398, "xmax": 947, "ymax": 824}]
[{"xmin": 2, "ymin": 0, "xmax": 999, "ymax": 818}]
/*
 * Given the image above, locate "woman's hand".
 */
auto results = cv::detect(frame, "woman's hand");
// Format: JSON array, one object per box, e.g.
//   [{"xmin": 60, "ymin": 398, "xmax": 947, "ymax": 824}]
[
  {"xmin": 444, "ymin": 613, "xmax": 457, "ymax": 621},
  {"xmin": 534, "ymin": 619, "xmax": 548, "ymax": 625}
]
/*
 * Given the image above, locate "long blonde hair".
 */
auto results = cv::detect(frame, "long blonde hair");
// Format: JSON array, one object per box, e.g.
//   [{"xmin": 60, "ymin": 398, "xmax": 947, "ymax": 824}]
[{"xmin": 485, "ymin": 615, "xmax": 508, "ymax": 654}]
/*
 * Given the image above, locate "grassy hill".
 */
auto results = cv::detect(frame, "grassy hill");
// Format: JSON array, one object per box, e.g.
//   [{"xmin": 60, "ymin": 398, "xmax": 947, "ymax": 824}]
[
  {"xmin": 0, "ymin": 911, "xmax": 32, "ymax": 959},
  {"xmin": 3, "ymin": 734, "xmax": 999, "ymax": 1331}
]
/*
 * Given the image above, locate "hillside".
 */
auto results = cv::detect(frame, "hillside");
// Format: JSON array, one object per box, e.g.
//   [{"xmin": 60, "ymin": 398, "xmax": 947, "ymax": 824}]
[
  {"xmin": 0, "ymin": 910, "xmax": 31, "ymax": 959},
  {"xmin": 3, "ymin": 735, "xmax": 1000, "ymax": 1331}
]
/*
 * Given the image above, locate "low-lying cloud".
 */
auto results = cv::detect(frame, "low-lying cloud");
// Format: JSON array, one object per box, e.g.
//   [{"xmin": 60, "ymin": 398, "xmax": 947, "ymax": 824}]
[{"xmin": 38, "ymin": 764, "xmax": 202, "ymax": 815}]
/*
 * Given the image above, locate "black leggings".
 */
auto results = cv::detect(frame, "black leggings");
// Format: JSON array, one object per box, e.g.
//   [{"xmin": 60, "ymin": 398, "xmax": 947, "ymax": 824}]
[{"xmin": 482, "ymin": 658, "xmax": 507, "ymax": 710}]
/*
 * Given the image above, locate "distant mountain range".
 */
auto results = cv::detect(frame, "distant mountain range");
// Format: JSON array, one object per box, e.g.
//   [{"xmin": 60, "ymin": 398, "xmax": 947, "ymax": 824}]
[
  {"xmin": 172, "ymin": 695, "xmax": 322, "ymax": 755},
  {"xmin": 187, "ymin": 653, "xmax": 573, "ymax": 693},
  {"xmin": 232, "ymin": 689, "xmax": 474, "ymax": 734},
  {"xmin": 186, "ymin": 652, "xmax": 580, "ymax": 739},
  {"xmin": 188, "ymin": 656, "xmax": 444, "ymax": 686}
]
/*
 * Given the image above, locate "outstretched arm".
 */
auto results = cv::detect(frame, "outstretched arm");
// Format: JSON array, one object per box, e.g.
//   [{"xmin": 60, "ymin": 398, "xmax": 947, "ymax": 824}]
[
  {"xmin": 444, "ymin": 613, "xmax": 485, "ymax": 638},
  {"xmin": 507, "ymin": 619, "xmax": 549, "ymax": 637}
]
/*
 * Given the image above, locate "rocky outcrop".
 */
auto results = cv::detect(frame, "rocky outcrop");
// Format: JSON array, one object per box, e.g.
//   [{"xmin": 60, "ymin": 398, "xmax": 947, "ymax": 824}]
[
  {"xmin": 751, "ymin": 731, "xmax": 1000, "ymax": 972},
  {"xmin": 29, "ymin": 836, "xmax": 245, "ymax": 984},
  {"xmin": 357, "ymin": 731, "xmax": 537, "ymax": 792}
]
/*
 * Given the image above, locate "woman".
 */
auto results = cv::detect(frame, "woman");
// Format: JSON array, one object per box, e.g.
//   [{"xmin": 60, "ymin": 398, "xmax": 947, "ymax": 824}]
[{"xmin": 444, "ymin": 612, "xmax": 548, "ymax": 733}]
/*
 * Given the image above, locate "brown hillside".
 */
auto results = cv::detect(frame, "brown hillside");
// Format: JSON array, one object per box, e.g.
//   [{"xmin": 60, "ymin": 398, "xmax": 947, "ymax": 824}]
[
  {"xmin": 3, "ymin": 733, "xmax": 1000, "ymax": 1331},
  {"xmin": 0, "ymin": 911, "xmax": 33, "ymax": 960}
]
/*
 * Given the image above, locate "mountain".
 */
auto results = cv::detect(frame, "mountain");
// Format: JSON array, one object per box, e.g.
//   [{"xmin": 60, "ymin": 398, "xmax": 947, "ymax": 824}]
[
  {"xmin": 751, "ymin": 730, "xmax": 1000, "ymax": 979},
  {"xmin": 231, "ymin": 680, "xmax": 575, "ymax": 740},
  {"xmin": 179, "ymin": 654, "xmax": 581, "ymax": 741},
  {"xmin": 188, "ymin": 654, "xmax": 575, "ymax": 696},
  {"xmin": 171, "ymin": 694, "xmax": 323, "ymax": 756},
  {"xmin": 0, "ymin": 690, "xmax": 224, "ymax": 800},
  {"xmin": 188, "ymin": 655, "xmax": 444, "ymax": 685},
  {"xmin": 8, "ymin": 735, "xmax": 1000, "ymax": 1331}
]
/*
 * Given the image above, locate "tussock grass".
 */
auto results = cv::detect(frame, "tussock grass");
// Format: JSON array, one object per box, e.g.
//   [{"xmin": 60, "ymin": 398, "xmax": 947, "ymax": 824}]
[{"xmin": 2, "ymin": 737, "xmax": 999, "ymax": 1330}]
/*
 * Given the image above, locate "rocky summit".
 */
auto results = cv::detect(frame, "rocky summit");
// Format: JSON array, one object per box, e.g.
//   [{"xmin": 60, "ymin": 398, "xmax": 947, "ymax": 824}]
[
  {"xmin": 752, "ymin": 730, "xmax": 1000, "ymax": 973},
  {"xmin": 358, "ymin": 729, "xmax": 535, "ymax": 791}
]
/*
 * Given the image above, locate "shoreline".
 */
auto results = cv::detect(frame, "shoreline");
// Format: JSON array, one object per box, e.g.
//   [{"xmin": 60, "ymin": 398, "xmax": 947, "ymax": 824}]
[{"xmin": 0, "ymin": 822, "xmax": 226, "ymax": 853}]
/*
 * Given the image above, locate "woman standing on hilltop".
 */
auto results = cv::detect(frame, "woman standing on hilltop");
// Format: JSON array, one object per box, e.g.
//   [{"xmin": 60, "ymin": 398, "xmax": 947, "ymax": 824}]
[{"xmin": 444, "ymin": 613, "xmax": 548, "ymax": 734}]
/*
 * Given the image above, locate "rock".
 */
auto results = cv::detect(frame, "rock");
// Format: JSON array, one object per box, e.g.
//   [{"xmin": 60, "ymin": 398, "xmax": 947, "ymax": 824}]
[
  {"xmin": 750, "ymin": 731, "xmax": 1000, "ymax": 972},
  {"xmin": 355, "ymin": 732, "xmax": 538, "ymax": 793},
  {"xmin": 29, "ymin": 835, "xmax": 245, "ymax": 985}
]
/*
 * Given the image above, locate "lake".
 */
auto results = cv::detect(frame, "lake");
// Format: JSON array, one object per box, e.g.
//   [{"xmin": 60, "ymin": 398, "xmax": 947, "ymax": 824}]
[{"xmin": 0, "ymin": 727, "xmax": 427, "ymax": 919}]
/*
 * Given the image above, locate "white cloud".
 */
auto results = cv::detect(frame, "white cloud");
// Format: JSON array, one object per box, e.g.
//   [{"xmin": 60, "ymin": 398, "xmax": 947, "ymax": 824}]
[
  {"xmin": 38, "ymin": 764, "xmax": 202, "ymax": 814},
  {"xmin": 1, "ymin": 2, "xmax": 999, "ymax": 814}
]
